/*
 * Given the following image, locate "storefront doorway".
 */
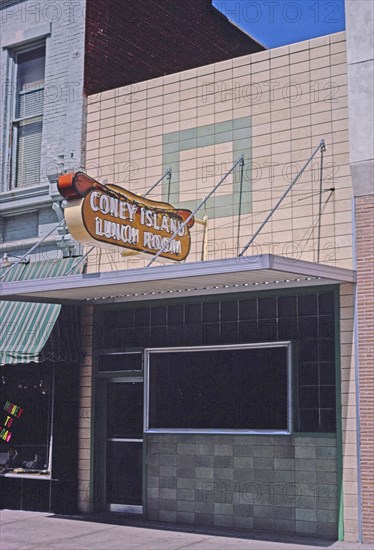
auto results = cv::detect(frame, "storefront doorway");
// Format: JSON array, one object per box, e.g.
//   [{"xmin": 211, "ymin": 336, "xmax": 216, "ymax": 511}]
[{"xmin": 105, "ymin": 378, "xmax": 143, "ymax": 513}]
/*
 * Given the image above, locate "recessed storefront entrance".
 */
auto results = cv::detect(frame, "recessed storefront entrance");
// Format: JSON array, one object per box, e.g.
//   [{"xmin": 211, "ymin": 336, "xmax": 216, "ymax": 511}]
[
  {"xmin": 92, "ymin": 286, "xmax": 342, "ymax": 535},
  {"xmin": 104, "ymin": 378, "xmax": 143, "ymax": 513}
]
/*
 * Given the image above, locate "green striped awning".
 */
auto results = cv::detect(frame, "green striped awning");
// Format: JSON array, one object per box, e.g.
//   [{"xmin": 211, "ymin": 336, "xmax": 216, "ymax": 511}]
[{"xmin": 0, "ymin": 258, "xmax": 82, "ymax": 366}]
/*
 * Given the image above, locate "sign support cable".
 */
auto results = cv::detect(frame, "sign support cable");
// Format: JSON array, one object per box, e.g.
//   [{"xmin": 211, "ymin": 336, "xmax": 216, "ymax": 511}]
[
  {"xmin": 0, "ymin": 219, "xmax": 66, "ymax": 280},
  {"xmin": 238, "ymin": 140, "xmax": 326, "ymax": 258},
  {"xmin": 146, "ymin": 155, "xmax": 245, "ymax": 268},
  {"xmin": 236, "ymin": 155, "xmax": 245, "ymax": 255}
]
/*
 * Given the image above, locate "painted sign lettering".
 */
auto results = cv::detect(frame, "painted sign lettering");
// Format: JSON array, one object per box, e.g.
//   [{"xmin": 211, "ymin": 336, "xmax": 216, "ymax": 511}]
[{"xmin": 58, "ymin": 172, "xmax": 194, "ymax": 261}]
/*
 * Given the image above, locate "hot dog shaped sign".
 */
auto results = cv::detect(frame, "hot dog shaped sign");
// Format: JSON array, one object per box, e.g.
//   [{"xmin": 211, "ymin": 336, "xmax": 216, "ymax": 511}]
[{"xmin": 58, "ymin": 172, "xmax": 195, "ymax": 262}]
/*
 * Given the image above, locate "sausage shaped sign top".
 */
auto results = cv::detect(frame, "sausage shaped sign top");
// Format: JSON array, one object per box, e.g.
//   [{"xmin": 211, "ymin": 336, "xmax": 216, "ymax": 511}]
[{"xmin": 58, "ymin": 172, "xmax": 194, "ymax": 262}]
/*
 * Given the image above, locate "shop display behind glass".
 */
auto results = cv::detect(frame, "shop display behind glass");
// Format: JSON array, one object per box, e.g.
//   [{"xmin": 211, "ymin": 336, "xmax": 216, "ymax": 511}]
[{"xmin": 0, "ymin": 364, "xmax": 52, "ymax": 473}]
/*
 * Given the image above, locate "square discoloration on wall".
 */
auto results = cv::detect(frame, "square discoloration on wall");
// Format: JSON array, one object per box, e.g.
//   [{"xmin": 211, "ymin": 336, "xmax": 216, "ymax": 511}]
[{"xmin": 86, "ymin": 32, "xmax": 352, "ymax": 272}]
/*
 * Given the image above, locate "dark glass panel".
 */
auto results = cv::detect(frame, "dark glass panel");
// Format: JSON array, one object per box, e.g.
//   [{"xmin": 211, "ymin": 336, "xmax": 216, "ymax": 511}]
[
  {"xmin": 258, "ymin": 297, "xmax": 276, "ymax": 319},
  {"xmin": 168, "ymin": 325, "xmax": 184, "ymax": 346},
  {"xmin": 221, "ymin": 300, "xmax": 238, "ymax": 321},
  {"xmin": 0, "ymin": 364, "xmax": 52, "ymax": 470},
  {"xmin": 184, "ymin": 324, "xmax": 202, "ymax": 345},
  {"xmin": 118, "ymin": 309, "xmax": 134, "ymax": 328},
  {"xmin": 202, "ymin": 302, "xmax": 219, "ymax": 323},
  {"xmin": 96, "ymin": 309, "xmax": 118, "ymax": 329},
  {"xmin": 239, "ymin": 321, "xmax": 258, "ymax": 342},
  {"xmin": 319, "ymin": 292, "xmax": 335, "ymax": 315},
  {"xmin": 134, "ymin": 308, "xmax": 150, "ymax": 327},
  {"xmin": 17, "ymin": 46, "xmax": 45, "ymax": 91},
  {"xmin": 298, "ymin": 408, "xmax": 319, "ymax": 432},
  {"xmin": 299, "ymin": 341, "xmax": 318, "ymax": 362},
  {"xmin": 319, "ymin": 340, "xmax": 335, "ymax": 362},
  {"xmin": 148, "ymin": 347, "xmax": 288, "ymax": 430},
  {"xmin": 299, "ymin": 363, "xmax": 319, "ymax": 386},
  {"xmin": 202, "ymin": 323, "xmax": 220, "ymax": 344},
  {"xmin": 319, "ymin": 362, "xmax": 336, "ymax": 385},
  {"xmin": 168, "ymin": 304, "xmax": 184, "ymax": 325},
  {"xmin": 298, "ymin": 386, "xmax": 319, "ymax": 408},
  {"xmin": 319, "ymin": 315, "xmax": 335, "ymax": 338},
  {"xmin": 106, "ymin": 382, "xmax": 143, "ymax": 438},
  {"xmin": 319, "ymin": 386, "xmax": 336, "ymax": 409},
  {"xmin": 116, "ymin": 328, "xmax": 137, "ymax": 348},
  {"xmin": 298, "ymin": 316, "xmax": 318, "ymax": 339},
  {"xmin": 106, "ymin": 442, "xmax": 142, "ymax": 505},
  {"xmin": 278, "ymin": 318, "xmax": 298, "ymax": 340},
  {"xmin": 98, "ymin": 353, "xmax": 142, "ymax": 372},
  {"xmin": 185, "ymin": 303, "xmax": 201, "ymax": 324},
  {"xmin": 239, "ymin": 299, "xmax": 257, "ymax": 320},
  {"xmin": 150, "ymin": 326, "xmax": 168, "ymax": 347},
  {"xmin": 298, "ymin": 294, "xmax": 317, "ymax": 316},
  {"xmin": 278, "ymin": 296, "xmax": 297, "ymax": 318},
  {"xmin": 319, "ymin": 409, "xmax": 336, "ymax": 432},
  {"xmin": 96, "ymin": 309, "xmax": 118, "ymax": 348},
  {"xmin": 151, "ymin": 306, "xmax": 167, "ymax": 326},
  {"xmin": 258, "ymin": 320, "xmax": 278, "ymax": 341},
  {"xmin": 131, "ymin": 327, "xmax": 150, "ymax": 347},
  {"xmin": 221, "ymin": 321, "xmax": 239, "ymax": 344}
]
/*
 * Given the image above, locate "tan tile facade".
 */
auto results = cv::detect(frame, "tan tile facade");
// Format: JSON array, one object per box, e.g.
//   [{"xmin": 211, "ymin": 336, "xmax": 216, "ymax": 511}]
[
  {"xmin": 339, "ymin": 284, "xmax": 359, "ymax": 542},
  {"xmin": 85, "ymin": 31, "xmax": 352, "ymax": 274},
  {"xmin": 81, "ymin": 32, "xmax": 359, "ymax": 540},
  {"xmin": 77, "ymin": 305, "xmax": 94, "ymax": 513}
]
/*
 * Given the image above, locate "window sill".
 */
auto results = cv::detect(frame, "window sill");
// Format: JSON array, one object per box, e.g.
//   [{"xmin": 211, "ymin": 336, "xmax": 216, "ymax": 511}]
[
  {"xmin": 145, "ymin": 429, "xmax": 291, "ymax": 435},
  {"xmin": 0, "ymin": 471, "xmax": 52, "ymax": 480},
  {"xmin": 0, "ymin": 184, "xmax": 51, "ymax": 213}
]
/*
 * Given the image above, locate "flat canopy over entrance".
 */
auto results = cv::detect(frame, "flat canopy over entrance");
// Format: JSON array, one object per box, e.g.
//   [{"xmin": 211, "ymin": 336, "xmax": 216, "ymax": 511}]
[{"xmin": 0, "ymin": 255, "xmax": 356, "ymax": 305}]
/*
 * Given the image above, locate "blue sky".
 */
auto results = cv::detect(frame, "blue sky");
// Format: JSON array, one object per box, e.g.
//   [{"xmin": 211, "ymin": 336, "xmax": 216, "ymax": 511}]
[{"xmin": 213, "ymin": 0, "xmax": 346, "ymax": 48}]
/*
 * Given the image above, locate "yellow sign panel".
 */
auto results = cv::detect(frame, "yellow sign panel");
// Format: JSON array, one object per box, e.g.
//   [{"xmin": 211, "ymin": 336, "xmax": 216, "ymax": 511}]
[{"xmin": 58, "ymin": 173, "xmax": 194, "ymax": 261}]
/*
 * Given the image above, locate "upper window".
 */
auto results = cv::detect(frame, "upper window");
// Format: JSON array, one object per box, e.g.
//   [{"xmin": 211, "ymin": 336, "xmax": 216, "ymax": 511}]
[{"xmin": 11, "ymin": 44, "xmax": 45, "ymax": 188}]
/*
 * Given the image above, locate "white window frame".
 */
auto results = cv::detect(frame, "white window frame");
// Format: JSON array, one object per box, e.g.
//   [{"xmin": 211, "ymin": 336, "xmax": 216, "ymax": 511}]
[
  {"xmin": 6, "ymin": 40, "xmax": 45, "ymax": 190},
  {"xmin": 144, "ymin": 341, "xmax": 292, "ymax": 435}
]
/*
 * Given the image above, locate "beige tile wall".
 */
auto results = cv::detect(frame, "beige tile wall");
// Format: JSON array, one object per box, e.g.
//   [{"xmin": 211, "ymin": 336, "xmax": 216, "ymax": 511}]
[
  {"xmin": 339, "ymin": 284, "xmax": 359, "ymax": 541},
  {"xmin": 81, "ymin": 34, "xmax": 358, "ymax": 538},
  {"xmin": 85, "ymin": 31, "xmax": 352, "ymax": 274},
  {"xmin": 77, "ymin": 305, "xmax": 94, "ymax": 513}
]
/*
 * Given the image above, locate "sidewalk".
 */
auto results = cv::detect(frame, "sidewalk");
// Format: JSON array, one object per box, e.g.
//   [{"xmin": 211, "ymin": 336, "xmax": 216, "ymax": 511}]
[{"xmin": 0, "ymin": 510, "xmax": 371, "ymax": 550}]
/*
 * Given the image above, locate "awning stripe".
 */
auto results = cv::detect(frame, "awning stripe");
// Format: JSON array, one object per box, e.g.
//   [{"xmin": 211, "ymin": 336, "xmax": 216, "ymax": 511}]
[{"xmin": 0, "ymin": 258, "xmax": 83, "ymax": 366}]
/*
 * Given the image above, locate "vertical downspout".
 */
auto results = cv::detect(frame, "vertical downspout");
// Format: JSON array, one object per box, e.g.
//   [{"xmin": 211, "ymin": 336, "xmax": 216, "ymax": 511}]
[
  {"xmin": 352, "ymin": 197, "xmax": 363, "ymax": 543},
  {"xmin": 335, "ymin": 288, "xmax": 344, "ymax": 541}
]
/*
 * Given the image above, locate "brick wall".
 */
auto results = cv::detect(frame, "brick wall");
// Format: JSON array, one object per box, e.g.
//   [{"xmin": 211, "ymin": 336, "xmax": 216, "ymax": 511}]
[
  {"xmin": 355, "ymin": 195, "xmax": 374, "ymax": 542},
  {"xmin": 146, "ymin": 434, "xmax": 338, "ymax": 537},
  {"xmin": 84, "ymin": 0, "xmax": 264, "ymax": 95}
]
